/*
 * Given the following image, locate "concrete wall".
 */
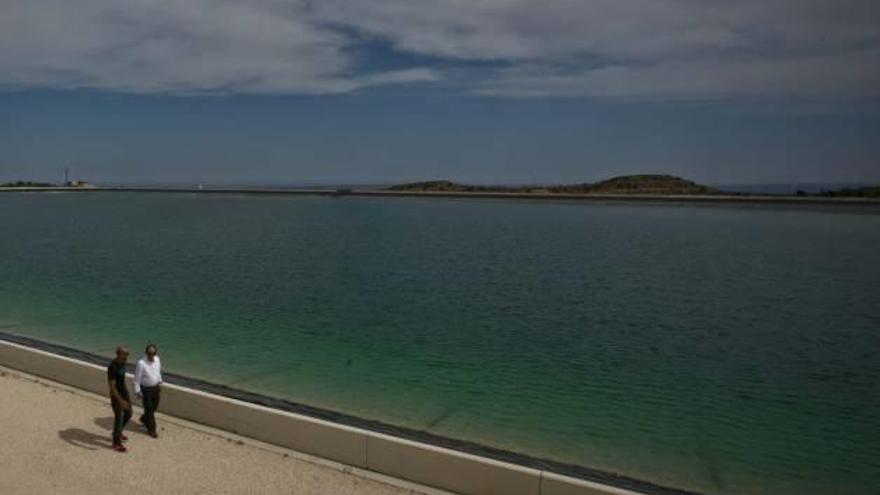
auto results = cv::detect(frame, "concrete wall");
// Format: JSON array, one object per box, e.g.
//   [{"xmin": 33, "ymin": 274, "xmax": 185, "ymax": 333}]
[{"xmin": 0, "ymin": 339, "xmax": 647, "ymax": 495}]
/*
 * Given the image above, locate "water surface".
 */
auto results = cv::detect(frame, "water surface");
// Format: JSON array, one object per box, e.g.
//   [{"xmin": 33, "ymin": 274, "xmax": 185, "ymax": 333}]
[{"xmin": 1, "ymin": 192, "xmax": 878, "ymax": 494}]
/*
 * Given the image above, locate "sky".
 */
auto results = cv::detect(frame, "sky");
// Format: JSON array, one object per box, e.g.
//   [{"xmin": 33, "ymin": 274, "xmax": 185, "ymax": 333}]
[{"xmin": 1, "ymin": 0, "xmax": 879, "ymax": 186}]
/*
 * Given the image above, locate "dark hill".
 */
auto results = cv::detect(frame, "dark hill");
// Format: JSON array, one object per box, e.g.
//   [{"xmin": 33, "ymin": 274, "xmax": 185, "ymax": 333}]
[
  {"xmin": 388, "ymin": 175, "xmax": 716, "ymax": 195},
  {"xmin": 549, "ymin": 175, "xmax": 715, "ymax": 195},
  {"xmin": 820, "ymin": 185, "xmax": 880, "ymax": 198},
  {"xmin": 387, "ymin": 180, "xmax": 478, "ymax": 192}
]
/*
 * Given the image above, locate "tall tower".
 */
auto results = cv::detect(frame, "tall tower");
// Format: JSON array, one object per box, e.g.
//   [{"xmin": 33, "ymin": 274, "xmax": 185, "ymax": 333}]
[{"xmin": 64, "ymin": 167, "xmax": 69, "ymax": 185}]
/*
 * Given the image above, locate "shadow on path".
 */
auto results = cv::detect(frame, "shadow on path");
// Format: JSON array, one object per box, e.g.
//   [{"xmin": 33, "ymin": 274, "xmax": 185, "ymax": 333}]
[
  {"xmin": 94, "ymin": 416, "xmax": 148, "ymax": 436},
  {"xmin": 58, "ymin": 428, "xmax": 112, "ymax": 451},
  {"xmin": 93, "ymin": 416, "xmax": 114, "ymax": 431}
]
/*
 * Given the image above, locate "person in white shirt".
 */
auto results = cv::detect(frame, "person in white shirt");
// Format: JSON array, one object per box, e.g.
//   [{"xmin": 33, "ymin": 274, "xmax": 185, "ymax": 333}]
[{"xmin": 134, "ymin": 343, "xmax": 163, "ymax": 438}]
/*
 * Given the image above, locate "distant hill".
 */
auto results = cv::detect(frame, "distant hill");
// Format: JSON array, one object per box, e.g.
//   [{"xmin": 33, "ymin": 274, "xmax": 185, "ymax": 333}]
[
  {"xmin": 548, "ymin": 175, "xmax": 715, "ymax": 195},
  {"xmin": 388, "ymin": 175, "xmax": 717, "ymax": 195},
  {"xmin": 0, "ymin": 181, "xmax": 56, "ymax": 188},
  {"xmin": 0, "ymin": 180, "xmax": 95, "ymax": 189},
  {"xmin": 819, "ymin": 186, "xmax": 880, "ymax": 198},
  {"xmin": 388, "ymin": 180, "xmax": 479, "ymax": 192}
]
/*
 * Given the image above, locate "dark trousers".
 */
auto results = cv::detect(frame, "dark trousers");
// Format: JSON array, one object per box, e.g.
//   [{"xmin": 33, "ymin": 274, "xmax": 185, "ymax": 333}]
[
  {"xmin": 140, "ymin": 386, "xmax": 161, "ymax": 434},
  {"xmin": 111, "ymin": 400, "xmax": 132, "ymax": 444}
]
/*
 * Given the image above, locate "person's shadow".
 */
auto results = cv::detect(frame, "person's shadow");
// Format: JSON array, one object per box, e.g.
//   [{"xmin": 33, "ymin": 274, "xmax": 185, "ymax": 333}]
[
  {"xmin": 93, "ymin": 416, "xmax": 116, "ymax": 431},
  {"xmin": 94, "ymin": 416, "xmax": 148, "ymax": 436},
  {"xmin": 58, "ymin": 428, "xmax": 113, "ymax": 451}
]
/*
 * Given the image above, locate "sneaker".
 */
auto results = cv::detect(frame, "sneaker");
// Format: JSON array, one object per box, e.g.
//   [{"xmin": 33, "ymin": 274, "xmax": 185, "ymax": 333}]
[
  {"xmin": 120, "ymin": 434, "xmax": 129, "ymax": 442},
  {"xmin": 149, "ymin": 431, "xmax": 158, "ymax": 439},
  {"xmin": 112, "ymin": 443, "xmax": 128, "ymax": 453}
]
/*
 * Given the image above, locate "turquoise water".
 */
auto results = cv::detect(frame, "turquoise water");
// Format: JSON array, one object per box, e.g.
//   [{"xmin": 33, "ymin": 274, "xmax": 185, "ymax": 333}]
[{"xmin": 1, "ymin": 192, "xmax": 878, "ymax": 494}]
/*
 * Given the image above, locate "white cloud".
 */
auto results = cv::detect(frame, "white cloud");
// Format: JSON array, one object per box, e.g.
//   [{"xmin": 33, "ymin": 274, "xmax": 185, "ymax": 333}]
[
  {"xmin": 314, "ymin": 0, "xmax": 880, "ymax": 100},
  {"xmin": 0, "ymin": 0, "xmax": 434, "ymax": 94},
  {"xmin": 1, "ymin": 0, "xmax": 878, "ymax": 100},
  {"xmin": 476, "ymin": 50, "xmax": 880, "ymax": 99}
]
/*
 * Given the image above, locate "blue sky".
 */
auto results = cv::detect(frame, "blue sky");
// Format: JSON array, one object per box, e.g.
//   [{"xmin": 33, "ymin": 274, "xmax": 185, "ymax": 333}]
[{"xmin": 1, "ymin": 0, "xmax": 879, "ymax": 185}]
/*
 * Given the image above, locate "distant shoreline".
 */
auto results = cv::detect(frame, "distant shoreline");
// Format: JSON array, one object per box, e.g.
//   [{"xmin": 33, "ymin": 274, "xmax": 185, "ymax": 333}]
[{"xmin": 3, "ymin": 185, "xmax": 880, "ymax": 206}]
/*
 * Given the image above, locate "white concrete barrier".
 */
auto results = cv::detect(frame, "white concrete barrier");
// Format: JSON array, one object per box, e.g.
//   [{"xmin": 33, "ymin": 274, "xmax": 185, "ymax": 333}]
[
  {"xmin": 0, "ymin": 339, "xmax": 653, "ymax": 495},
  {"xmin": 366, "ymin": 433, "xmax": 541, "ymax": 495},
  {"xmin": 0, "ymin": 340, "xmax": 107, "ymax": 396},
  {"xmin": 541, "ymin": 472, "xmax": 646, "ymax": 495},
  {"xmin": 158, "ymin": 384, "xmax": 369, "ymax": 468}
]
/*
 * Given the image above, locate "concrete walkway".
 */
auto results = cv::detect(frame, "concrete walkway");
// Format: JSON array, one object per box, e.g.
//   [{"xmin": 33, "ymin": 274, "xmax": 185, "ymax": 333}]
[{"xmin": 0, "ymin": 366, "xmax": 450, "ymax": 495}]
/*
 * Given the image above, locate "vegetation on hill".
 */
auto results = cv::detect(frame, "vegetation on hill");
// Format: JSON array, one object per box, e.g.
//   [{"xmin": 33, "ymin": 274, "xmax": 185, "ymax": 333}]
[
  {"xmin": 388, "ymin": 175, "xmax": 717, "ymax": 195},
  {"xmin": 387, "ymin": 180, "xmax": 511, "ymax": 193},
  {"xmin": 0, "ymin": 181, "xmax": 56, "ymax": 187},
  {"xmin": 818, "ymin": 186, "xmax": 880, "ymax": 198},
  {"xmin": 548, "ymin": 175, "xmax": 714, "ymax": 195},
  {"xmin": 0, "ymin": 180, "xmax": 96, "ymax": 189}
]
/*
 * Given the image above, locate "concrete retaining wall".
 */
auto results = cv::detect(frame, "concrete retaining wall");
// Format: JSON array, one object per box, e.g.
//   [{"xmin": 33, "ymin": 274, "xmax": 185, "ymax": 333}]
[{"xmin": 0, "ymin": 339, "xmax": 646, "ymax": 495}]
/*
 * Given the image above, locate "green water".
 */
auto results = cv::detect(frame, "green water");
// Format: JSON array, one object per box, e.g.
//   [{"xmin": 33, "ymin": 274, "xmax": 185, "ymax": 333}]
[{"xmin": 1, "ymin": 192, "xmax": 878, "ymax": 494}]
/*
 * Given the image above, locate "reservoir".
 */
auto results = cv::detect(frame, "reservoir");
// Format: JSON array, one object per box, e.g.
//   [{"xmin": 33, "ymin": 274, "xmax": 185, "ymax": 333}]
[{"xmin": 1, "ymin": 192, "xmax": 878, "ymax": 495}]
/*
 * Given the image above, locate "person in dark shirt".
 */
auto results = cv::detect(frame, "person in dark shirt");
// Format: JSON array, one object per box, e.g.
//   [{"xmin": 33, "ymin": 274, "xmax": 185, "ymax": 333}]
[{"xmin": 107, "ymin": 346, "xmax": 132, "ymax": 452}]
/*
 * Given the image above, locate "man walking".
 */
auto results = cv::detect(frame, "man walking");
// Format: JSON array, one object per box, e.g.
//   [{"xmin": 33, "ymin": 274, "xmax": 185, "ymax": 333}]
[
  {"xmin": 107, "ymin": 346, "xmax": 132, "ymax": 452},
  {"xmin": 135, "ymin": 343, "xmax": 163, "ymax": 438}
]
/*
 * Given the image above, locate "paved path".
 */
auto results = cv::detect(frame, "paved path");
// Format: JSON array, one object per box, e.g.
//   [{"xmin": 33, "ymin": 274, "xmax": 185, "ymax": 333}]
[{"xmin": 0, "ymin": 366, "xmax": 448, "ymax": 495}]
